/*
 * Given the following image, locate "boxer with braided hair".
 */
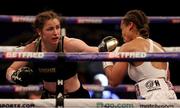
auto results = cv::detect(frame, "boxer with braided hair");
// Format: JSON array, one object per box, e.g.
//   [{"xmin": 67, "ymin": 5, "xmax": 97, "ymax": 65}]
[{"xmin": 102, "ymin": 10, "xmax": 177, "ymax": 100}]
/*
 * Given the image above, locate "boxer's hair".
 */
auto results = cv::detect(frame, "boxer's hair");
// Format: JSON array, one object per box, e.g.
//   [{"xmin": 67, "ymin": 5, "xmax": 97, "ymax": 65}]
[
  {"xmin": 123, "ymin": 10, "xmax": 150, "ymax": 38},
  {"xmin": 24, "ymin": 11, "xmax": 61, "ymax": 45},
  {"xmin": 33, "ymin": 10, "xmax": 61, "ymax": 30}
]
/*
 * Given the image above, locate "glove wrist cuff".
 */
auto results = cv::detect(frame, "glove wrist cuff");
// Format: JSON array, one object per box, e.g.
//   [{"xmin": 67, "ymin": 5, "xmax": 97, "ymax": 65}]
[{"xmin": 102, "ymin": 62, "xmax": 113, "ymax": 69}]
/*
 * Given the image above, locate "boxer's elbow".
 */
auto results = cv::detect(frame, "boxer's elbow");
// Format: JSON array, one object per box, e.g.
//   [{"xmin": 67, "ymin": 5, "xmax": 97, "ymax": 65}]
[{"xmin": 108, "ymin": 80, "xmax": 120, "ymax": 88}]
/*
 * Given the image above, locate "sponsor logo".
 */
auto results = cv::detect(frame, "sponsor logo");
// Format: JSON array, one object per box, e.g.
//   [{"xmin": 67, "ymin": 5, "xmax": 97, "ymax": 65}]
[
  {"xmin": 12, "ymin": 16, "xmax": 35, "ymax": 23},
  {"xmin": 140, "ymin": 104, "xmax": 174, "ymax": 108},
  {"xmin": 0, "ymin": 103, "xmax": 35, "ymax": 108},
  {"xmin": 108, "ymin": 52, "xmax": 147, "ymax": 59},
  {"xmin": 96, "ymin": 102, "xmax": 134, "ymax": 108},
  {"xmin": 5, "ymin": 52, "xmax": 44, "ymax": 59},
  {"xmin": 145, "ymin": 80, "xmax": 161, "ymax": 92},
  {"xmin": 38, "ymin": 68, "xmax": 56, "ymax": 73},
  {"xmin": 77, "ymin": 17, "xmax": 102, "ymax": 24}
]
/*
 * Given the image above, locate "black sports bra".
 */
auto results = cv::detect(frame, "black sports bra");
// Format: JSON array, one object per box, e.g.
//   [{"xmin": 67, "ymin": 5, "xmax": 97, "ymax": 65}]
[{"xmin": 32, "ymin": 37, "xmax": 77, "ymax": 82}]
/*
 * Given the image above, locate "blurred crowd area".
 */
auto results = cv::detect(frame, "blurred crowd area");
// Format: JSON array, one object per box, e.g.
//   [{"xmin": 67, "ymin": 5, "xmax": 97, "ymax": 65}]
[{"xmin": 0, "ymin": 19, "xmax": 179, "ymax": 99}]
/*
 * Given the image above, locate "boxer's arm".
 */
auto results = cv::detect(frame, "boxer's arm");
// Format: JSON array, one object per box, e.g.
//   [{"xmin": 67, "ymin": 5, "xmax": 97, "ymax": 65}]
[
  {"xmin": 167, "ymin": 68, "xmax": 170, "ymax": 81},
  {"xmin": 6, "ymin": 43, "xmax": 35, "ymax": 86},
  {"xmin": 65, "ymin": 36, "xmax": 118, "ymax": 52},
  {"xmin": 103, "ymin": 44, "xmax": 129, "ymax": 87},
  {"xmin": 102, "ymin": 47, "xmax": 120, "ymax": 69},
  {"xmin": 64, "ymin": 37, "xmax": 98, "ymax": 52}
]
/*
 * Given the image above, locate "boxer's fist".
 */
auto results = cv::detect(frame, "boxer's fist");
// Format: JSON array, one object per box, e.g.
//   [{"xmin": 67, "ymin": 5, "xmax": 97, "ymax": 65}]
[
  {"xmin": 98, "ymin": 36, "xmax": 118, "ymax": 52},
  {"xmin": 11, "ymin": 67, "xmax": 34, "ymax": 86}
]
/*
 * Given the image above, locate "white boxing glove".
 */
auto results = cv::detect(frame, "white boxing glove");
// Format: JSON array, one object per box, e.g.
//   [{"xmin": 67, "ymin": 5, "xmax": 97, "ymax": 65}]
[
  {"xmin": 102, "ymin": 62, "xmax": 113, "ymax": 69},
  {"xmin": 102, "ymin": 47, "xmax": 120, "ymax": 69}
]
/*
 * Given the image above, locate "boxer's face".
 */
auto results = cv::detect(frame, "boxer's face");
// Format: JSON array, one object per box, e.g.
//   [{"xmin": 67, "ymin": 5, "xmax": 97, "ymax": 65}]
[
  {"xmin": 121, "ymin": 21, "xmax": 130, "ymax": 42},
  {"xmin": 38, "ymin": 18, "xmax": 61, "ymax": 46},
  {"xmin": 120, "ymin": 20, "xmax": 134, "ymax": 42}
]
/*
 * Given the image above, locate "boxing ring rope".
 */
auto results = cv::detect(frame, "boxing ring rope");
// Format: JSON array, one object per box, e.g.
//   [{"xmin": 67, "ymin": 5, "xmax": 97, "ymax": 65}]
[
  {"xmin": 0, "ymin": 15, "xmax": 180, "ymax": 24},
  {"xmin": 0, "ymin": 99, "xmax": 55, "ymax": 108},
  {"xmin": 64, "ymin": 99, "xmax": 180, "ymax": 108},
  {"xmin": 0, "ymin": 46, "xmax": 180, "ymax": 62},
  {"xmin": 0, "ymin": 85, "xmax": 180, "ymax": 107},
  {"xmin": 0, "ymin": 84, "xmax": 180, "ymax": 93},
  {"xmin": 0, "ymin": 99, "xmax": 180, "ymax": 108},
  {"xmin": 0, "ymin": 85, "xmax": 43, "ymax": 93},
  {"xmin": 0, "ymin": 46, "xmax": 179, "ymax": 52},
  {"xmin": 2, "ymin": 51, "xmax": 180, "ymax": 62}
]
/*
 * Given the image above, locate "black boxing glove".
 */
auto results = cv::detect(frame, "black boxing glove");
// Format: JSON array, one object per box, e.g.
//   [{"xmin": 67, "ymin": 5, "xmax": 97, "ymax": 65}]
[
  {"xmin": 11, "ymin": 67, "xmax": 34, "ymax": 86},
  {"xmin": 98, "ymin": 36, "xmax": 118, "ymax": 52}
]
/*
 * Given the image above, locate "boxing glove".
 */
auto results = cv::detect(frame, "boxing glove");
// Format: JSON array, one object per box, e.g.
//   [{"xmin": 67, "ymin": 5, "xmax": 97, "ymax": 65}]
[
  {"xmin": 11, "ymin": 67, "xmax": 34, "ymax": 86},
  {"xmin": 98, "ymin": 36, "xmax": 118, "ymax": 52},
  {"xmin": 102, "ymin": 47, "xmax": 120, "ymax": 69}
]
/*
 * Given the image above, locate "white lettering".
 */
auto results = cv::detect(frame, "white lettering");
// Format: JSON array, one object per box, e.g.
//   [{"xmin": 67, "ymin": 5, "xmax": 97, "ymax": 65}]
[
  {"xmin": 108, "ymin": 52, "xmax": 147, "ymax": 59},
  {"xmin": 77, "ymin": 17, "xmax": 102, "ymax": 24},
  {"xmin": 5, "ymin": 52, "xmax": 44, "ymax": 59},
  {"xmin": 57, "ymin": 80, "xmax": 63, "ymax": 85}
]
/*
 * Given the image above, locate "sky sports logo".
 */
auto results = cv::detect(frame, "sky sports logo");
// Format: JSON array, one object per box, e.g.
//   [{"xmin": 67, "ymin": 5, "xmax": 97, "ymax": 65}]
[
  {"xmin": 0, "ymin": 103, "xmax": 35, "ymax": 108},
  {"xmin": 96, "ymin": 102, "xmax": 134, "ymax": 108}
]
